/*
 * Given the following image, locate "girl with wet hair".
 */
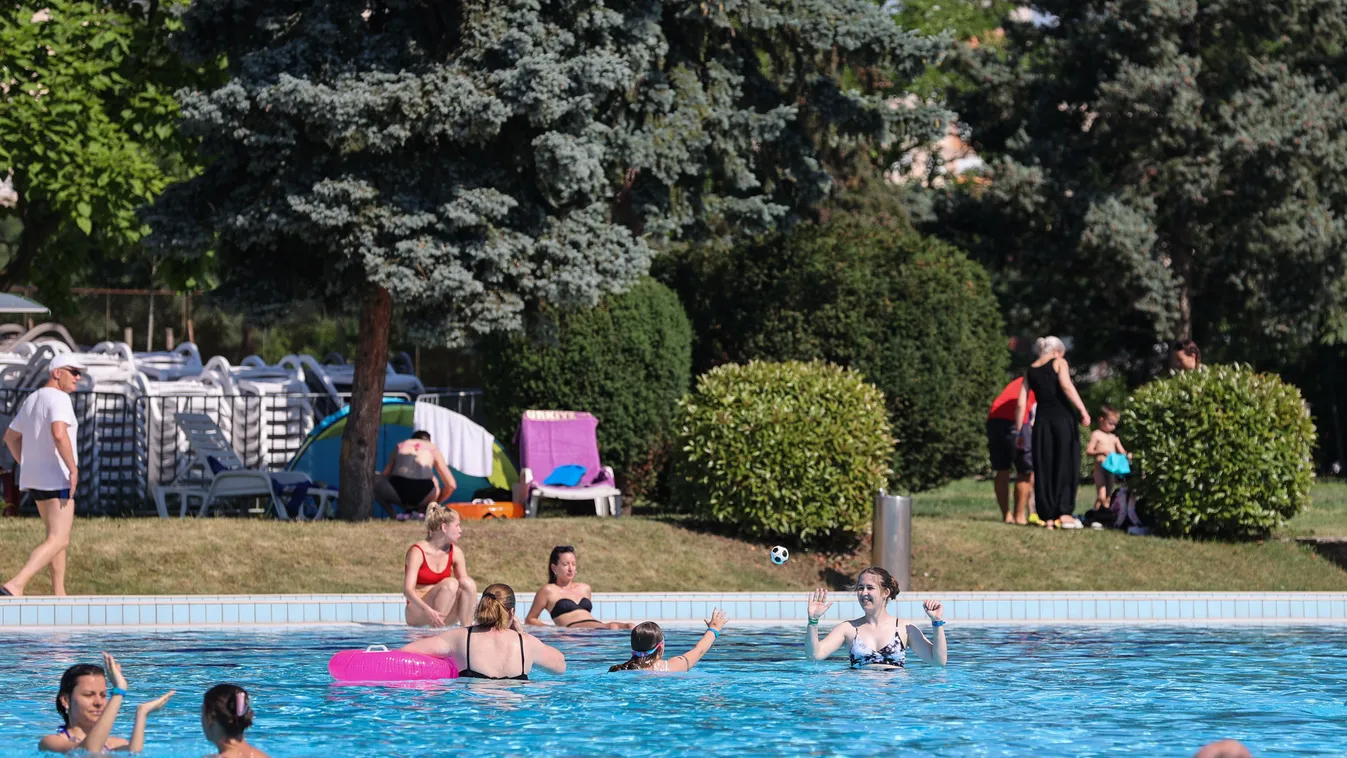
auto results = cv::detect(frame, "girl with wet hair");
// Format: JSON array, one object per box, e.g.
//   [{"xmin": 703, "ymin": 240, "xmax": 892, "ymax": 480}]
[
  {"xmin": 805, "ymin": 567, "xmax": 948, "ymax": 669},
  {"xmin": 401, "ymin": 583, "xmax": 568, "ymax": 680},
  {"xmin": 201, "ymin": 684, "xmax": 269, "ymax": 757},
  {"xmin": 524, "ymin": 545, "xmax": 633, "ymax": 629},
  {"xmin": 39, "ymin": 653, "xmax": 174, "ymax": 753},
  {"xmin": 608, "ymin": 609, "xmax": 729, "ymax": 672}
]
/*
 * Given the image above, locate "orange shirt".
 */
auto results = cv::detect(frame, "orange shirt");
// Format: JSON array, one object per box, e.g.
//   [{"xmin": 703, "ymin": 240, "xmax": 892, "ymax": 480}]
[{"xmin": 988, "ymin": 377, "xmax": 1034, "ymax": 423}]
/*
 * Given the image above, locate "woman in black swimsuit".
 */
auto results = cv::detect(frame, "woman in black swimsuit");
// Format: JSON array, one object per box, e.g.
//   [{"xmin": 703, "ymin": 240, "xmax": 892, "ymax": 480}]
[
  {"xmin": 524, "ymin": 546, "xmax": 633, "ymax": 630},
  {"xmin": 401, "ymin": 584, "xmax": 567, "ymax": 680}
]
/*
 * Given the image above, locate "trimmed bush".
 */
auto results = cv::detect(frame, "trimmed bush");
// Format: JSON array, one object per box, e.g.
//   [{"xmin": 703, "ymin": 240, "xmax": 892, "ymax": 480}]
[
  {"xmin": 662, "ymin": 215, "xmax": 1007, "ymax": 492},
  {"xmin": 1123, "ymin": 365, "xmax": 1316, "ymax": 540},
  {"xmin": 671, "ymin": 360, "xmax": 894, "ymax": 545},
  {"xmin": 480, "ymin": 278, "xmax": 693, "ymax": 498}
]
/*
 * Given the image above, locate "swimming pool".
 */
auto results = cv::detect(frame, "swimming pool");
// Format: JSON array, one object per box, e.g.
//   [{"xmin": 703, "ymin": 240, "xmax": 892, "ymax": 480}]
[{"xmin": 4, "ymin": 624, "xmax": 1344, "ymax": 756}]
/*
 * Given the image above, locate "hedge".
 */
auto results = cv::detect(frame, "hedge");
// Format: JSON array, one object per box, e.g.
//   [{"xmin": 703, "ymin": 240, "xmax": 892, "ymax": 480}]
[
  {"xmin": 480, "ymin": 278, "xmax": 693, "ymax": 498},
  {"xmin": 662, "ymin": 215, "xmax": 1007, "ymax": 492},
  {"xmin": 1123, "ymin": 365, "xmax": 1316, "ymax": 540},
  {"xmin": 671, "ymin": 360, "xmax": 894, "ymax": 545}
]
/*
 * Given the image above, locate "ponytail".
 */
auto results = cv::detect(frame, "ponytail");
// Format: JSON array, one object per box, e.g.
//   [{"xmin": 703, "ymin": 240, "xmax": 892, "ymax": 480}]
[
  {"xmin": 202, "ymin": 684, "xmax": 254, "ymax": 739},
  {"xmin": 474, "ymin": 584, "xmax": 517, "ymax": 631},
  {"xmin": 608, "ymin": 622, "xmax": 664, "ymax": 672}
]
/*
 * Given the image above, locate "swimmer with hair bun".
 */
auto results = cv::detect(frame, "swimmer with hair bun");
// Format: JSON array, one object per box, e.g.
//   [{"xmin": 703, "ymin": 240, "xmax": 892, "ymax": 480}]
[
  {"xmin": 805, "ymin": 567, "xmax": 948, "ymax": 668},
  {"xmin": 201, "ymin": 684, "xmax": 269, "ymax": 758},
  {"xmin": 402, "ymin": 583, "xmax": 567, "ymax": 680}
]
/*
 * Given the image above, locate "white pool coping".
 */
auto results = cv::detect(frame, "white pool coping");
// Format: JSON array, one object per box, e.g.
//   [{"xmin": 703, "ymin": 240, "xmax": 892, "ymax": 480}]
[{"xmin": 3, "ymin": 591, "xmax": 1347, "ymax": 628}]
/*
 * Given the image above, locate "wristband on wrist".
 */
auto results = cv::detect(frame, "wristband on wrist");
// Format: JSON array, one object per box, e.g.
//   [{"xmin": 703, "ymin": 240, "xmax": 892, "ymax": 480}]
[
  {"xmin": 807, "ymin": 617, "xmax": 819, "ymax": 625},
  {"xmin": 108, "ymin": 687, "xmax": 127, "ymax": 697},
  {"xmin": 931, "ymin": 619, "xmax": 946, "ymax": 628},
  {"xmin": 705, "ymin": 627, "xmax": 720, "ymax": 638}
]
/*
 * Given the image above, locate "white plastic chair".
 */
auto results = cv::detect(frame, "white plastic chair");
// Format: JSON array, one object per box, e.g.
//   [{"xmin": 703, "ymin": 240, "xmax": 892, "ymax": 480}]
[{"xmin": 151, "ymin": 412, "xmax": 334, "ymax": 520}]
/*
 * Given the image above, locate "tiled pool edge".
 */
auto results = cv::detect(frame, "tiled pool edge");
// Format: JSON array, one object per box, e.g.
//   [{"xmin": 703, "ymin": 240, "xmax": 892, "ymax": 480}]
[{"xmin": 3, "ymin": 592, "xmax": 1347, "ymax": 628}]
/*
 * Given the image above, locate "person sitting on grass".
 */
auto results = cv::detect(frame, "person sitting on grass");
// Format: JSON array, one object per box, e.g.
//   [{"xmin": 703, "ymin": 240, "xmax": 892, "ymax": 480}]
[
  {"xmin": 403, "ymin": 504, "xmax": 477, "ymax": 628},
  {"xmin": 40, "ymin": 653, "xmax": 174, "ymax": 753},
  {"xmin": 608, "ymin": 609, "xmax": 728, "ymax": 672},
  {"xmin": 524, "ymin": 545, "xmax": 633, "ymax": 630},
  {"xmin": 1085, "ymin": 405, "xmax": 1131, "ymax": 510},
  {"xmin": 374, "ymin": 431, "xmax": 456, "ymax": 519},
  {"xmin": 804, "ymin": 567, "xmax": 947, "ymax": 669},
  {"xmin": 201, "ymin": 684, "xmax": 270, "ymax": 758},
  {"xmin": 401, "ymin": 583, "xmax": 567, "ymax": 680}
]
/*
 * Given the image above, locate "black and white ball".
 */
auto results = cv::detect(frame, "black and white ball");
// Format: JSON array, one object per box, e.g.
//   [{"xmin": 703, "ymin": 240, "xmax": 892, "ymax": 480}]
[{"xmin": 770, "ymin": 546, "xmax": 790, "ymax": 565}]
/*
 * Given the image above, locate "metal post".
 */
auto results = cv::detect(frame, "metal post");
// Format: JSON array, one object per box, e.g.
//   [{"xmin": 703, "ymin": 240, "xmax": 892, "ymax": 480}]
[{"xmin": 873, "ymin": 489, "xmax": 912, "ymax": 592}]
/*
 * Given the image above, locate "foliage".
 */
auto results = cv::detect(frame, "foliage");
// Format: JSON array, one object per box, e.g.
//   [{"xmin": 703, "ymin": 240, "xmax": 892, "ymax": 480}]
[
  {"xmin": 145, "ymin": 0, "xmax": 948, "ymax": 343},
  {"xmin": 479, "ymin": 279, "xmax": 692, "ymax": 498},
  {"xmin": 0, "ymin": 0, "xmax": 212, "ymax": 296},
  {"xmin": 663, "ymin": 208, "xmax": 1006, "ymax": 492},
  {"xmin": 931, "ymin": 0, "xmax": 1347, "ymax": 369},
  {"xmin": 1122, "ymin": 365, "xmax": 1316, "ymax": 540},
  {"xmin": 671, "ymin": 361, "xmax": 894, "ymax": 545}
]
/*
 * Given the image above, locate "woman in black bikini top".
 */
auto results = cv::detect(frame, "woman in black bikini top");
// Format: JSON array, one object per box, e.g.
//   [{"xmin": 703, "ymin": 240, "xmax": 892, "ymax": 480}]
[
  {"xmin": 401, "ymin": 584, "xmax": 568, "ymax": 680},
  {"xmin": 524, "ymin": 546, "xmax": 634, "ymax": 630}
]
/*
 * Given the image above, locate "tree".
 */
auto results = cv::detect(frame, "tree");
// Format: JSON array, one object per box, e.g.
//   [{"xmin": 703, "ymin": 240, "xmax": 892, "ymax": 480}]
[
  {"xmin": 0, "ymin": 0, "xmax": 209, "ymax": 300},
  {"xmin": 147, "ymin": 0, "xmax": 946, "ymax": 520},
  {"xmin": 930, "ymin": 1, "xmax": 1347, "ymax": 369}
]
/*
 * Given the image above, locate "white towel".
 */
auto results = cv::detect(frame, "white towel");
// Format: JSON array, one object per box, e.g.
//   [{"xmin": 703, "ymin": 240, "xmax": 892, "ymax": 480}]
[{"xmin": 413, "ymin": 403, "xmax": 494, "ymax": 478}]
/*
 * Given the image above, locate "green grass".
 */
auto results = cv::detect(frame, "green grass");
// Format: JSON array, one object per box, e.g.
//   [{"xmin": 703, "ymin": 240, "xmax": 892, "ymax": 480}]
[{"xmin": 1, "ymin": 480, "xmax": 1345, "ymax": 595}]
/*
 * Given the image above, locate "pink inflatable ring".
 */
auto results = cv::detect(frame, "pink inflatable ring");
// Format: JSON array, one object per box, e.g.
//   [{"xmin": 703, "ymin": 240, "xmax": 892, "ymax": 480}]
[{"xmin": 328, "ymin": 645, "xmax": 459, "ymax": 681}]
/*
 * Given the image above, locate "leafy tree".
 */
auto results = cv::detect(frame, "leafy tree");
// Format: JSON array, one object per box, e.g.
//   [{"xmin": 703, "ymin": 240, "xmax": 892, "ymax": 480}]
[
  {"xmin": 0, "ymin": 0, "xmax": 209, "ymax": 299},
  {"xmin": 147, "ymin": 0, "xmax": 946, "ymax": 519},
  {"xmin": 931, "ymin": 1, "xmax": 1347, "ymax": 369}
]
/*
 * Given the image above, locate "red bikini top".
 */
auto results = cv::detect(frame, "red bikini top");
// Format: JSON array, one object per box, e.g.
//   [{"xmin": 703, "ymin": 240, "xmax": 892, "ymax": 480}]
[{"xmin": 412, "ymin": 544, "xmax": 453, "ymax": 586}]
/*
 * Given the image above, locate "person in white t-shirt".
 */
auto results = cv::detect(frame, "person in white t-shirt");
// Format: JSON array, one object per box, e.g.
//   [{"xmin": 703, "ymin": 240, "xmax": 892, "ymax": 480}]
[{"xmin": 1, "ymin": 353, "xmax": 84, "ymax": 596}]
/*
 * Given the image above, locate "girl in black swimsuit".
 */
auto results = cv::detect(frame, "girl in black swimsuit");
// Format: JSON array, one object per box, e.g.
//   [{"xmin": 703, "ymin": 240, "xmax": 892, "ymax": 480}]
[
  {"xmin": 524, "ymin": 546, "xmax": 633, "ymax": 630},
  {"xmin": 401, "ymin": 584, "xmax": 568, "ymax": 680}
]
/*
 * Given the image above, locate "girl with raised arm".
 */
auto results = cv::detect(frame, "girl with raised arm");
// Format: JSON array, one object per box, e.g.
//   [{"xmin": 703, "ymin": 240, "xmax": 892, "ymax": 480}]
[
  {"xmin": 804, "ymin": 568, "xmax": 947, "ymax": 669},
  {"xmin": 39, "ymin": 653, "xmax": 173, "ymax": 753}
]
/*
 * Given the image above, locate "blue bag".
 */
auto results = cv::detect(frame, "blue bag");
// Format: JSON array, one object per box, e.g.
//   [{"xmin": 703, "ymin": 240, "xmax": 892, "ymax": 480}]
[
  {"xmin": 542, "ymin": 464, "xmax": 586, "ymax": 487},
  {"xmin": 1102, "ymin": 452, "xmax": 1131, "ymax": 477}
]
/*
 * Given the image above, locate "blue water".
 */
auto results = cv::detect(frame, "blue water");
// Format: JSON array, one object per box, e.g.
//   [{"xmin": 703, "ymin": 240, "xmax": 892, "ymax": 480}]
[{"xmin": 3, "ymin": 624, "xmax": 1345, "ymax": 756}]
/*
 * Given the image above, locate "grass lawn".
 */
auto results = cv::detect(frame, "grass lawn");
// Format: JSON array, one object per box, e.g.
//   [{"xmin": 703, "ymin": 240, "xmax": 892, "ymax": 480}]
[{"xmin": 1, "ymin": 480, "xmax": 1345, "ymax": 595}]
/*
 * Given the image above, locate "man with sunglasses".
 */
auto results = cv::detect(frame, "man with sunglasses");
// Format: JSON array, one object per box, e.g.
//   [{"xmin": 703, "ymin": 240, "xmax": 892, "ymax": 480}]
[{"xmin": 1, "ymin": 353, "xmax": 85, "ymax": 596}]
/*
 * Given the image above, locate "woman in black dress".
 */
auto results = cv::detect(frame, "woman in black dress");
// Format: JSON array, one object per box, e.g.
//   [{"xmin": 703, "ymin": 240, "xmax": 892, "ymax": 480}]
[{"xmin": 1013, "ymin": 337, "xmax": 1091, "ymax": 529}]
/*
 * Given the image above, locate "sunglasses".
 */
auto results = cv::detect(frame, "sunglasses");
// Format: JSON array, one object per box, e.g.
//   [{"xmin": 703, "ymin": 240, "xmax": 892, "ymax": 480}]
[{"xmin": 62, "ymin": 367, "xmax": 82, "ymax": 379}]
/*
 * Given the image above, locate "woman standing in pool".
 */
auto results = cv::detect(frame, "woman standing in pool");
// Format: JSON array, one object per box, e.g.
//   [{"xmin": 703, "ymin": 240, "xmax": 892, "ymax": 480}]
[
  {"xmin": 804, "ymin": 567, "xmax": 947, "ymax": 668},
  {"xmin": 40, "ymin": 653, "xmax": 174, "ymax": 753},
  {"xmin": 608, "ymin": 609, "xmax": 728, "ymax": 672},
  {"xmin": 403, "ymin": 504, "xmax": 477, "ymax": 628},
  {"xmin": 402, "ymin": 583, "xmax": 567, "ymax": 680},
  {"xmin": 201, "ymin": 684, "xmax": 269, "ymax": 757},
  {"xmin": 523, "ymin": 546, "xmax": 633, "ymax": 629}
]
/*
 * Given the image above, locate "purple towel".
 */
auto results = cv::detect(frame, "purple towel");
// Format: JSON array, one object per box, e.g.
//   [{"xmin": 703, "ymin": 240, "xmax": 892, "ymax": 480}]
[{"xmin": 518, "ymin": 411, "xmax": 603, "ymax": 487}]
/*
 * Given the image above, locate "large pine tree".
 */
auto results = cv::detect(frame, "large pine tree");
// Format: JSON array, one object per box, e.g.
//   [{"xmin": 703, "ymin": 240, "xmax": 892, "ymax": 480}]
[
  {"xmin": 933, "ymin": 1, "xmax": 1347, "ymax": 367},
  {"xmin": 147, "ymin": 0, "xmax": 944, "ymax": 518}
]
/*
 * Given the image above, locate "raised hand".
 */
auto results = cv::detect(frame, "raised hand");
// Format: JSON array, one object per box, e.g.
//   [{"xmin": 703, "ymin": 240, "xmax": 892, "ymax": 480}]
[
  {"xmin": 137, "ymin": 691, "xmax": 175, "ymax": 715},
  {"xmin": 705, "ymin": 608, "xmax": 728, "ymax": 632},
  {"xmin": 807, "ymin": 588, "xmax": 833, "ymax": 621},
  {"xmin": 923, "ymin": 600, "xmax": 944, "ymax": 622},
  {"xmin": 103, "ymin": 652, "xmax": 128, "ymax": 691}
]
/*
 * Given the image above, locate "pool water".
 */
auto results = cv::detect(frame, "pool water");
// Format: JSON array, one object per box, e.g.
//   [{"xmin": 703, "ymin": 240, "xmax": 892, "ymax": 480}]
[{"xmin": 3, "ymin": 624, "xmax": 1345, "ymax": 756}]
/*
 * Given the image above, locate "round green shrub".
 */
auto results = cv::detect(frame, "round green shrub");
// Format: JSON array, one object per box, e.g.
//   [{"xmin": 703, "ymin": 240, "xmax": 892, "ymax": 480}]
[
  {"xmin": 480, "ymin": 278, "xmax": 693, "ymax": 498},
  {"xmin": 661, "ymin": 215, "xmax": 1007, "ymax": 492},
  {"xmin": 671, "ymin": 360, "xmax": 895, "ymax": 545},
  {"xmin": 1122, "ymin": 365, "xmax": 1316, "ymax": 540}
]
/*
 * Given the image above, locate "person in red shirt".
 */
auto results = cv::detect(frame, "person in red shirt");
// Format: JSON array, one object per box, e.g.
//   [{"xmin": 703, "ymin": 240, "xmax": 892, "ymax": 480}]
[{"xmin": 987, "ymin": 377, "xmax": 1034, "ymax": 524}]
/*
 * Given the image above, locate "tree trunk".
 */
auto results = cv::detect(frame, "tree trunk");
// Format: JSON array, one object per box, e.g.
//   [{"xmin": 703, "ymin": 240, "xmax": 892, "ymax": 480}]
[{"xmin": 337, "ymin": 283, "xmax": 393, "ymax": 521}]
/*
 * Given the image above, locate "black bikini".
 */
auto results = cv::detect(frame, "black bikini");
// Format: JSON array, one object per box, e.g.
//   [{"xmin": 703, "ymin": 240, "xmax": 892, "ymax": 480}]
[
  {"xmin": 551, "ymin": 597, "xmax": 603, "ymax": 627},
  {"xmin": 459, "ymin": 627, "xmax": 528, "ymax": 681}
]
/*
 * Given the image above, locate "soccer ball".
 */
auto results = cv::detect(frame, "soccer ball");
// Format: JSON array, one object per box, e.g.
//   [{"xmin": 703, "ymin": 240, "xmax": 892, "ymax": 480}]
[{"xmin": 770, "ymin": 546, "xmax": 789, "ymax": 565}]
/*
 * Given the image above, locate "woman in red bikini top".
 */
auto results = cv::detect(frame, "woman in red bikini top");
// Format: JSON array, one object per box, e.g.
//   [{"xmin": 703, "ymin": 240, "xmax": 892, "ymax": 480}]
[{"xmin": 402, "ymin": 505, "xmax": 477, "ymax": 629}]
